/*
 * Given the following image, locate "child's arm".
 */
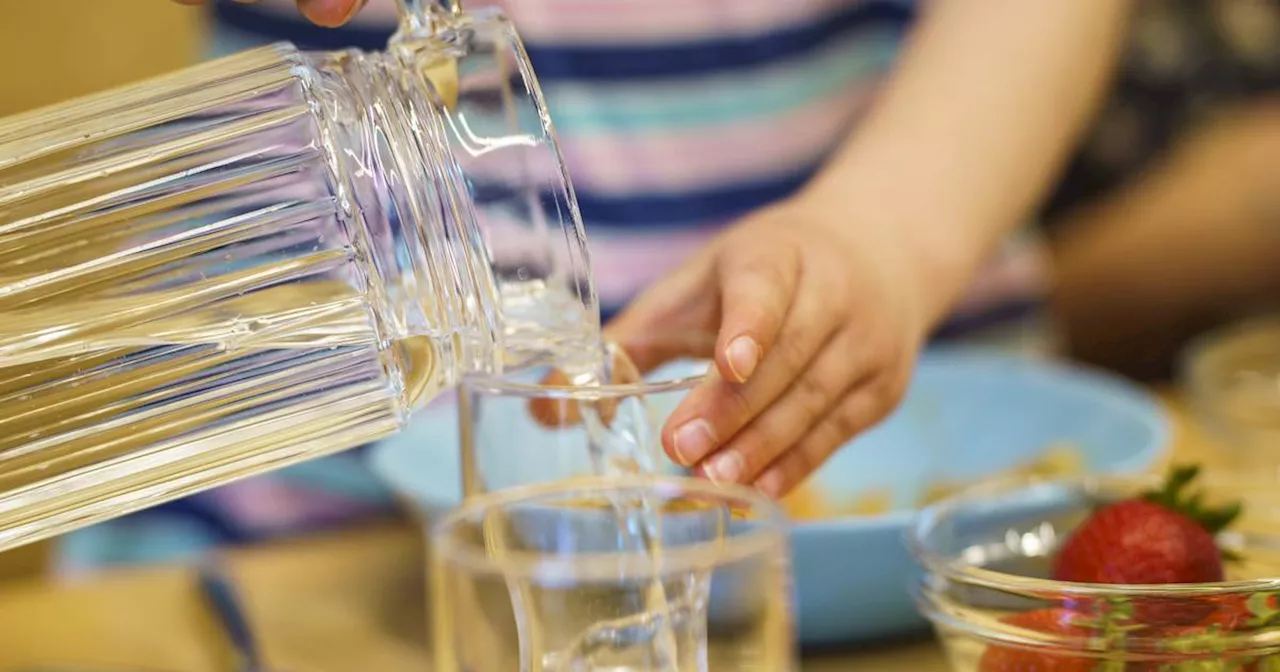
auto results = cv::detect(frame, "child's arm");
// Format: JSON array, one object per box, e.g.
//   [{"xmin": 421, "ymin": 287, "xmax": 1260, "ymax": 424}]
[
  {"xmin": 612, "ymin": 2, "xmax": 1140, "ymax": 495},
  {"xmin": 809, "ymin": 0, "xmax": 1135, "ymax": 323}
]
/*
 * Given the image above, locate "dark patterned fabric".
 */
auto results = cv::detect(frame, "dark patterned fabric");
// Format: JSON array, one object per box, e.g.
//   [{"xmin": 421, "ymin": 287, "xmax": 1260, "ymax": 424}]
[{"xmin": 1045, "ymin": 0, "xmax": 1280, "ymax": 221}]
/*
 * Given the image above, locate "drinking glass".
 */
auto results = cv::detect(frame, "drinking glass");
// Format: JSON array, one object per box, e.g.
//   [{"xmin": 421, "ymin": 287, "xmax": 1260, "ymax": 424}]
[
  {"xmin": 458, "ymin": 333, "xmax": 713, "ymax": 497},
  {"xmin": 1183, "ymin": 318, "xmax": 1280, "ymax": 478},
  {"xmin": 429, "ymin": 476, "xmax": 797, "ymax": 671}
]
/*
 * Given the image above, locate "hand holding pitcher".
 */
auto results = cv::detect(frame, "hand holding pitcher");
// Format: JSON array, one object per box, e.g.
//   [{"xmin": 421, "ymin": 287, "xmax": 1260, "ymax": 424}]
[{"xmin": 172, "ymin": 0, "xmax": 366, "ymax": 27}]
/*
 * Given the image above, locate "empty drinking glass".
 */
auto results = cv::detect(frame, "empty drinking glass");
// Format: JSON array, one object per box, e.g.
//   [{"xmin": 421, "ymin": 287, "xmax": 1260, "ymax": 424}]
[
  {"xmin": 1184, "ymin": 318, "xmax": 1280, "ymax": 478},
  {"xmin": 429, "ymin": 476, "xmax": 797, "ymax": 671}
]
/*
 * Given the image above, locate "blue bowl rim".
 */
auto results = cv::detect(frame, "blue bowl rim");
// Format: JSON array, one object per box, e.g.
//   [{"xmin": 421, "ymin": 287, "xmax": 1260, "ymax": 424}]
[
  {"xmin": 792, "ymin": 349, "xmax": 1169, "ymax": 535},
  {"xmin": 369, "ymin": 348, "xmax": 1171, "ymax": 535}
]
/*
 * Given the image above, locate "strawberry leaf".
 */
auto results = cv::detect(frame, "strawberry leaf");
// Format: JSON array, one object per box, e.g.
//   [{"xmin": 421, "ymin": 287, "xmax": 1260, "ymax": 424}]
[
  {"xmin": 1247, "ymin": 592, "xmax": 1280, "ymax": 628},
  {"xmin": 1200, "ymin": 502, "xmax": 1243, "ymax": 535},
  {"xmin": 1141, "ymin": 464, "xmax": 1243, "ymax": 537}
]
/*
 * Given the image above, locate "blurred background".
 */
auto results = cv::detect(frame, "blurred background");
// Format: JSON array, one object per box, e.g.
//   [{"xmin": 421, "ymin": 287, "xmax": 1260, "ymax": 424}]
[
  {"xmin": 0, "ymin": 2, "xmax": 205, "ymax": 117},
  {"xmin": 1, "ymin": 0, "xmax": 1279, "ymax": 582}
]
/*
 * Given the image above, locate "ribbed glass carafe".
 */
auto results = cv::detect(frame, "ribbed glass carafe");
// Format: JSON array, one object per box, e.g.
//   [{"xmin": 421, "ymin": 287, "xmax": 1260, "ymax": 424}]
[{"xmin": 0, "ymin": 5, "xmax": 597, "ymax": 549}]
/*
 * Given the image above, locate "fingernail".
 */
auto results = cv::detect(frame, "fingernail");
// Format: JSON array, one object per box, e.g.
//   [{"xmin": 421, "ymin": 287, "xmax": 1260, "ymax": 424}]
[
  {"xmin": 672, "ymin": 419, "xmax": 717, "ymax": 466},
  {"xmin": 297, "ymin": 0, "xmax": 361, "ymax": 26},
  {"xmin": 725, "ymin": 336, "xmax": 762, "ymax": 383},
  {"xmin": 703, "ymin": 450, "xmax": 745, "ymax": 484}
]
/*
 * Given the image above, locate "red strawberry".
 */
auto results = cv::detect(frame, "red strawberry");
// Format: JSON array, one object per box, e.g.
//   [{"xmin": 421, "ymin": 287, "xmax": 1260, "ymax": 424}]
[
  {"xmin": 978, "ymin": 609, "xmax": 1097, "ymax": 671},
  {"xmin": 1136, "ymin": 657, "xmax": 1264, "ymax": 672},
  {"xmin": 1052, "ymin": 466, "xmax": 1239, "ymax": 588},
  {"xmin": 1051, "ymin": 466, "xmax": 1241, "ymax": 624},
  {"xmin": 1199, "ymin": 593, "xmax": 1280, "ymax": 631},
  {"xmin": 1052, "ymin": 496, "xmax": 1224, "ymax": 583},
  {"xmin": 1109, "ymin": 594, "xmax": 1280, "ymax": 671},
  {"xmin": 1199, "ymin": 597, "xmax": 1254, "ymax": 632}
]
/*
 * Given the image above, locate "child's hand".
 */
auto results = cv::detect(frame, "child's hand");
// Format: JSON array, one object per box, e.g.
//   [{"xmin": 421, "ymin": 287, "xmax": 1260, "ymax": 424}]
[
  {"xmin": 173, "ymin": 0, "xmax": 365, "ymax": 28},
  {"xmin": 607, "ymin": 188, "xmax": 955, "ymax": 498}
]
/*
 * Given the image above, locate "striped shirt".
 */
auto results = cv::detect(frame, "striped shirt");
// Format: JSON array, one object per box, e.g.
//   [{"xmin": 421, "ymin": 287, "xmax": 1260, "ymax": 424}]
[{"xmin": 212, "ymin": 0, "xmax": 935, "ymax": 313}]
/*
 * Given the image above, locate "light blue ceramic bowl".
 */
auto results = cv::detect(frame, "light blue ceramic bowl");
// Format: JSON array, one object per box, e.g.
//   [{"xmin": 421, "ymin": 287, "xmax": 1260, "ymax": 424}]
[{"xmin": 368, "ymin": 347, "xmax": 1169, "ymax": 646}]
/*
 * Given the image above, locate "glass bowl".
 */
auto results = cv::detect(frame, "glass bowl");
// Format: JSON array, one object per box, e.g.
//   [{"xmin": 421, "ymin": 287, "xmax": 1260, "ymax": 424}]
[
  {"xmin": 1183, "ymin": 318, "xmax": 1280, "ymax": 477},
  {"xmin": 907, "ymin": 473, "xmax": 1280, "ymax": 670}
]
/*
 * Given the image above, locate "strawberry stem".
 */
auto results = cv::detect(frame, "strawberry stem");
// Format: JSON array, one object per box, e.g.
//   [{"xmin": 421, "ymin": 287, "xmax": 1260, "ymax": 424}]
[
  {"xmin": 1247, "ymin": 592, "xmax": 1280, "ymax": 628},
  {"xmin": 1141, "ymin": 464, "xmax": 1242, "ymax": 535}
]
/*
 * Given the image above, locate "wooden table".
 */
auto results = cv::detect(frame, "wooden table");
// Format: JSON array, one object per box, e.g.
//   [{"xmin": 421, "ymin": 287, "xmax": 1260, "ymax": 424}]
[{"xmin": 0, "ymin": 392, "xmax": 1219, "ymax": 671}]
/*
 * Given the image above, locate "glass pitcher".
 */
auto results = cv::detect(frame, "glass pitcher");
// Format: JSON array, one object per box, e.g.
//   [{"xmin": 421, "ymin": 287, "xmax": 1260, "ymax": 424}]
[{"xmin": 0, "ymin": 1, "xmax": 598, "ymax": 550}]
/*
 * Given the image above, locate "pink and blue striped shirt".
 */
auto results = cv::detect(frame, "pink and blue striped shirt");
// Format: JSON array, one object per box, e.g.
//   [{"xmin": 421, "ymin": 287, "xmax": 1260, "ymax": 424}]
[{"xmin": 209, "ymin": 0, "xmax": 977, "ymax": 314}]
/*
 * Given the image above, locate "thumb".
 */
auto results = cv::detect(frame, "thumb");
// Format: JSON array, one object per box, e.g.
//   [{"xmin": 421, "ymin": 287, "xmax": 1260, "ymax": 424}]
[
  {"xmin": 712, "ymin": 245, "xmax": 797, "ymax": 384},
  {"xmin": 297, "ymin": 0, "xmax": 365, "ymax": 26}
]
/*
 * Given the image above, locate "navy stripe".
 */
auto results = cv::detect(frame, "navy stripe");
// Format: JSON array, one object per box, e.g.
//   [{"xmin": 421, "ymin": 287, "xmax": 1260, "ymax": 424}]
[
  {"xmin": 212, "ymin": 1, "xmax": 914, "ymax": 81},
  {"xmin": 150, "ymin": 498, "xmax": 250, "ymax": 543},
  {"xmin": 601, "ymin": 301, "xmax": 1045, "ymax": 344},
  {"xmin": 929, "ymin": 299, "xmax": 1043, "ymax": 342},
  {"xmin": 471, "ymin": 160, "xmax": 820, "ymax": 229},
  {"xmin": 214, "ymin": 2, "xmax": 392, "ymax": 51}
]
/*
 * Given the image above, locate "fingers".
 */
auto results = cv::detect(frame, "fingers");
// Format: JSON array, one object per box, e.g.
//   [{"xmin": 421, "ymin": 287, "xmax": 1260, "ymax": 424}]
[
  {"xmin": 172, "ymin": 0, "xmax": 365, "ymax": 25},
  {"xmin": 661, "ymin": 270, "xmax": 838, "ymax": 470},
  {"xmin": 528, "ymin": 368, "xmax": 580, "ymax": 427},
  {"xmin": 604, "ymin": 253, "xmax": 718, "ymax": 373},
  {"xmin": 528, "ymin": 344, "xmax": 639, "ymax": 428},
  {"xmin": 711, "ymin": 243, "xmax": 799, "ymax": 384},
  {"xmin": 752, "ymin": 373, "xmax": 907, "ymax": 498},
  {"xmin": 697, "ymin": 327, "xmax": 868, "ymax": 485},
  {"xmin": 607, "ymin": 331, "xmax": 717, "ymax": 378},
  {"xmin": 603, "ymin": 340, "xmax": 643, "ymax": 386},
  {"xmin": 296, "ymin": 0, "xmax": 365, "ymax": 26}
]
